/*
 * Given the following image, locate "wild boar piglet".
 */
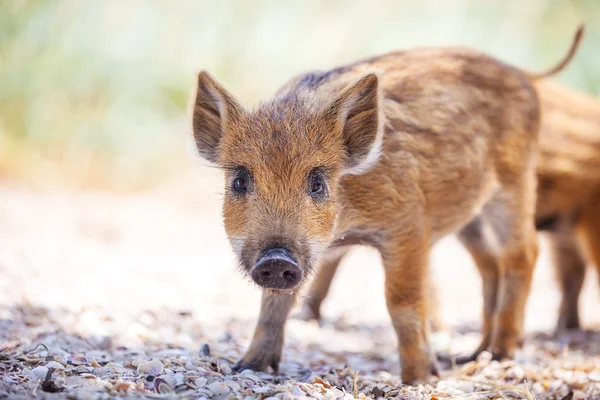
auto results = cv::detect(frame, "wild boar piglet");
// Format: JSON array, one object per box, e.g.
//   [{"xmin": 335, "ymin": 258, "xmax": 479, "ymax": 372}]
[{"xmin": 191, "ymin": 26, "xmax": 583, "ymax": 383}]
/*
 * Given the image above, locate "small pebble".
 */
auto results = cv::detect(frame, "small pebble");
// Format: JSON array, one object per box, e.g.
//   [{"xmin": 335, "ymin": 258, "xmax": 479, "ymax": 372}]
[
  {"xmin": 114, "ymin": 382, "xmax": 135, "ymax": 391},
  {"xmin": 571, "ymin": 390, "xmax": 586, "ymax": 400},
  {"xmin": 589, "ymin": 371, "xmax": 600, "ymax": 382},
  {"xmin": 199, "ymin": 343, "xmax": 211, "ymax": 357},
  {"xmin": 223, "ymin": 380, "xmax": 240, "ymax": 391},
  {"xmin": 194, "ymin": 377, "xmax": 207, "ymax": 387},
  {"xmin": 208, "ymin": 382, "xmax": 231, "ymax": 395},
  {"xmin": 455, "ymin": 380, "xmax": 475, "ymax": 393},
  {"xmin": 280, "ymin": 392, "xmax": 294, "ymax": 400},
  {"xmin": 68, "ymin": 354, "xmax": 89, "ymax": 366},
  {"xmin": 184, "ymin": 359, "xmax": 197, "ymax": 370},
  {"xmin": 31, "ymin": 366, "xmax": 49, "ymax": 380},
  {"xmin": 291, "ymin": 386, "xmax": 305, "ymax": 396},
  {"xmin": 137, "ymin": 359, "xmax": 164, "ymax": 376},
  {"xmin": 371, "ymin": 386, "xmax": 384, "ymax": 398},
  {"xmin": 219, "ymin": 361, "xmax": 232, "ymax": 374},
  {"xmin": 506, "ymin": 365, "xmax": 525, "ymax": 381},
  {"xmin": 45, "ymin": 361, "xmax": 64, "ymax": 370},
  {"xmin": 241, "ymin": 371, "xmax": 261, "ymax": 382}
]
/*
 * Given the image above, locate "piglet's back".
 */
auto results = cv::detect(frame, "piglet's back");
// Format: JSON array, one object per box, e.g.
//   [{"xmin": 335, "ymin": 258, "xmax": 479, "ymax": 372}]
[
  {"xmin": 536, "ymin": 80, "xmax": 600, "ymax": 217},
  {"xmin": 277, "ymin": 47, "xmax": 538, "ymax": 144}
]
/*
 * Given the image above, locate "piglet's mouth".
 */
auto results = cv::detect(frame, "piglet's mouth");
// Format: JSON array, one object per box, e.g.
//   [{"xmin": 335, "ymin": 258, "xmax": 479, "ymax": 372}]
[{"xmin": 250, "ymin": 248, "xmax": 303, "ymax": 290}]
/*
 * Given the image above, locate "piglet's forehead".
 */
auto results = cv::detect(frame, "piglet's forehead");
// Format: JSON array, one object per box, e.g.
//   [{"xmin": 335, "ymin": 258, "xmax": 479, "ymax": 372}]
[{"xmin": 220, "ymin": 113, "xmax": 342, "ymax": 171}]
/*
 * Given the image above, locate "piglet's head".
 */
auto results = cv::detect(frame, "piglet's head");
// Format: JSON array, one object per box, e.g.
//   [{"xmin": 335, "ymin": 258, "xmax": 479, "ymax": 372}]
[{"xmin": 192, "ymin": 71, "xmax": 383, "ymax": 291}]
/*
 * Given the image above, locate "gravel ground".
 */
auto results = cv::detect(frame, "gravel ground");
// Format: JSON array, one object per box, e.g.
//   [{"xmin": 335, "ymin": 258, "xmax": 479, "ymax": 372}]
[{"xmin": 0, "ymin": 174, "xmax": 599, "ymax": 399}]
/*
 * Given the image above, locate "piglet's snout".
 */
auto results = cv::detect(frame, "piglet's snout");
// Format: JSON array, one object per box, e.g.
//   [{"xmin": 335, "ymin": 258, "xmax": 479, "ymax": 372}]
[{"xmin": 251, "ymin": 248, "xmax": 302, "ymax": 290}]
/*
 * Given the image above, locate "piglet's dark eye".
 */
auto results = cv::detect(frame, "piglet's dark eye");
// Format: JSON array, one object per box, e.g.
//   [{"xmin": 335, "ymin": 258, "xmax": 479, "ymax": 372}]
[
  {"xmin": 233, "ymin": 177, "xmax": 247, "ymax": 193},
  {"xmin": 231, "ymin": 167, "xmax": 250, "ymax": 195},
  {"xmin": 308, "ymin": 169, "xmax": 327, "ymax": 199},
  {"xmin": 311, "ymin": 177, "xmax": 324, "ymax": 194}
]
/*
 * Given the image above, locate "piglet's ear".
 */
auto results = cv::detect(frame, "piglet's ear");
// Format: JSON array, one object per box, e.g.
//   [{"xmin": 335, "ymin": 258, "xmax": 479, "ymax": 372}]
[
  {"xmin": 192, "ymin": 71, "xmax": 244, "ymax": 164},
  {"xmin": 323, "ymin": 73, "xmax": 383, "ymax": 175}
]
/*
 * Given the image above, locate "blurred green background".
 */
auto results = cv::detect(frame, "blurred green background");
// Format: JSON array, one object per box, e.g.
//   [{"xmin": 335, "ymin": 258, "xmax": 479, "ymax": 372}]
[{"xmin": 1, "ymin": 0, "xmax": 598, "ymax": 190}]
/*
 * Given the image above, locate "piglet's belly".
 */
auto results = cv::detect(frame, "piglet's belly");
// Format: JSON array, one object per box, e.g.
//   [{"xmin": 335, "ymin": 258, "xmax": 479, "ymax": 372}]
[{"xmin": 427, "ymin": 170, "xmax": 499, "ymax": 244}]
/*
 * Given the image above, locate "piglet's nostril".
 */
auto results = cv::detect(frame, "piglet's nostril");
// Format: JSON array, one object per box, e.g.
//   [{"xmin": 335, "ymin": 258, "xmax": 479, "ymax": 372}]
[
  {"xmin": 261, "ymin": 270, "xmax": 272, "ymax": 279},
  {"xmin": 282, "ymin": 270, "xmax": 296, "ymax": 282}
]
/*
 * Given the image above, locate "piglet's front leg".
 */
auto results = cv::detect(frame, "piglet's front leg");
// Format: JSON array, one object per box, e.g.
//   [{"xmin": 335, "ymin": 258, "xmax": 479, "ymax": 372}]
[
  {"xmin": 233, "ymin": 292, "xmax": 295, "ymax": 374},
  {"xmin": 383, "ymin": 230, "xmax": 438, "ymax": 384}
]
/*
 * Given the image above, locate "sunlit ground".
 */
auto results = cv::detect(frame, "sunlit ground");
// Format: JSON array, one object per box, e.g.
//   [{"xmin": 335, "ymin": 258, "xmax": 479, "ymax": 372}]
[{"xmin": 1, "ymin": 173, "xmax": 599, "ymax": 398}]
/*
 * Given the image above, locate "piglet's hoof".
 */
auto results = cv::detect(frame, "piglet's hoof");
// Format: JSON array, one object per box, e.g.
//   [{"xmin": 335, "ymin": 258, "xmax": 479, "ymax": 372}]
[
  {"xmin": 489, "ymin": 348, "xmax": 510, "ymax": 361},
  {"xmin": 291, "ymin": 304, "xmax": 321, "ymax": 322},
  {"xmin": 233, "ymin": 354, "xmax": 280, "ymax": 374},
  {"xmin": 401, "ymin": 358, "xmax": 440, "ymax": 385},
  {"xmin": 436, "ymin": 348, "xmax": 482, "ymax": 365},
  {"xmin": 449, "ymin": 346, "xmax": 511, "ymax": 365},
  {"xmin": 435, "ymin": 351, "xmax": 468, "ymax": 366},
  {"xmin": 454, "ymin": 352, "xmax": 479, "ymax": 365}
]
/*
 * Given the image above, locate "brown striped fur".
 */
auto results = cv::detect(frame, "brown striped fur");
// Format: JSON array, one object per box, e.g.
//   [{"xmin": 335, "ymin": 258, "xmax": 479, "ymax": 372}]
[
  {"xmin": 459, "ymin": 79, "xmax": 600, "ymax": 342},
  {"xmin": 298, "ymin": 80, "xmax": 600, "ymax": 339},
  {"xmin": 535, "ymin": 80, "xmax": 600, "ymax": 332},
  {"xmin": 192, "ymin": 28, "xmax": 582, "ymax": 383}
]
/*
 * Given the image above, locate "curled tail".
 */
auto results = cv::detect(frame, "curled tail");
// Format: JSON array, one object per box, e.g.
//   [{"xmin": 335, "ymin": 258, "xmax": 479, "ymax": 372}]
[{"xmin": 529, "ymin": 24, "xmax": 584, "ymax": 80}]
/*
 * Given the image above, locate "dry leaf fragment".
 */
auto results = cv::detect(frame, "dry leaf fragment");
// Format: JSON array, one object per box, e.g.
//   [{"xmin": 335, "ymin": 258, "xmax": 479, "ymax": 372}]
[
  {"xmin": 311, "ymin": 377, "xmax": 332, "ymax": 388},
  {"xmin": 38, "ymin": 367, "xmax": 63, "ymax": 393},
  {"xmin": 114, "ymin": 381, "xmax": 136, "ymax": 392},
  {"xmin": 41, "ymin": 380, "xmax": 62, "ymax": 393}
]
